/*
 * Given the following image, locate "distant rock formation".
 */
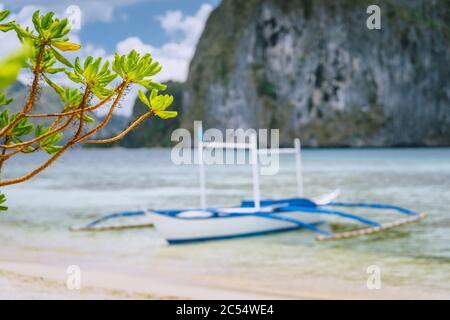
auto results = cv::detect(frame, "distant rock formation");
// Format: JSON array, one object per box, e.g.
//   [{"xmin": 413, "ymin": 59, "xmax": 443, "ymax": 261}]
[{"xmin": 181, "ymin": 0, "xmax": 450, "ymax": 146}]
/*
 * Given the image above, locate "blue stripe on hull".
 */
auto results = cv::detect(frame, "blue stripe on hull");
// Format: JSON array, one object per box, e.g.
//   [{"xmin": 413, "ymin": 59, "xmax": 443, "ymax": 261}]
[{"xmin": 166, "ymin": 222, "xmax": 325, "ymax": 245}]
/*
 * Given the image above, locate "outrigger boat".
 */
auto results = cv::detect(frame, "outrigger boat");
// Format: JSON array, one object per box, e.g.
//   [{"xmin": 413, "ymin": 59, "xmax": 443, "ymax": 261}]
[
  {"xmin": 72, "ymin": 125, "xmax": 426, "ymax": 244},
  {"xmin": 145, "ymin": 125, "xmax": 426, "ymax": 244}
]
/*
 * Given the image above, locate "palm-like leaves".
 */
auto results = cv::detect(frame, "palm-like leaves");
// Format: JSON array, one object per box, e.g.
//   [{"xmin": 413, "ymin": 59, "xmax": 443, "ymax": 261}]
[
  {"xmin": 34, "ymin": 124, "xmax": 63, "ymax": 154},
  {"xmin": 42, "ymin": 77, "xmax": 95, "ymax": 123},
  {"xmin": 0, "ymin": 9, "xmax": 14, "ymax": 32},
  {"xmin": 28, "ymin": 46, "xmax": 65, "ymax": 75},
  {"xmin": 138, "ymin": 89, "xmax": 177, "ymax": 119},
  {"xmin": 60, "ymin": 88, "xmax": 94, "ymax": 122},
  {"xmin": 113, "ymin": 50, "xmax": 166, "ymax": 91},
  {"xmin": 60, "ymin": 88, "xmax": 83, "ymax": 110},
  {"xmin": 0, "ymin": 110, "xmax": 34, "ymax": 138},
  {"xmin": 9, "ymin": 11, "xmax": 81, "ymax": 68},
  {"xmin": 33, "ymin": 11, "xmax": 80, "ymax": 67},
  {"xmin": 66, "ymin": 57, "xmax": 117, "ymax": 99}
]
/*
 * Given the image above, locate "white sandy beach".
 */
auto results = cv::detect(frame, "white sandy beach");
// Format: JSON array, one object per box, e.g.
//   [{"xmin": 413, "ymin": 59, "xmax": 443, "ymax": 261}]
[{"xmin": 1, "ymin": 250, "xmax": 449, "ymax": 300}]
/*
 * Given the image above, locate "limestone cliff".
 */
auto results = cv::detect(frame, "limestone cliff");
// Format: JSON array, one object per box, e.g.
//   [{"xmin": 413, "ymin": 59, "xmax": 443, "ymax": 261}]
[{"xmin": 182, "ymin": 0, "xmax": 450, "ymax": 146}]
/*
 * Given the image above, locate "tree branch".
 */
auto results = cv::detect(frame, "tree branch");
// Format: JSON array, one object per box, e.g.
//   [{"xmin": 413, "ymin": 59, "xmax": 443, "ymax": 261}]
[
  {"xmin": 74, "ymin": 82, "xmax": 127, "ymax": 143},
  {"xmin": 84, "ymin": 111, "xmax": 153, "ymax": 144},
  {"xmin": 26, "ymin": 92, "xmax": 116, "ymax": 118},
  {"xmin": 0, "ymin": 87, "xmax": 91, "ymax": 187},
  {"xmin": 0, "ymin": 114, "xmax": 75, "ymax": 151},
  {"xmin": 0, "ymin": 46, "xmax": 45, "ymax": 139}
]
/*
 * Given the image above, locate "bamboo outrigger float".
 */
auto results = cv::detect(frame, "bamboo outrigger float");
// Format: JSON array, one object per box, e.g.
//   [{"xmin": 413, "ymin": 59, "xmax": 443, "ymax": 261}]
[{"xmin": 72, "ymin": 123, "xmax": 426, "ymax": 244}]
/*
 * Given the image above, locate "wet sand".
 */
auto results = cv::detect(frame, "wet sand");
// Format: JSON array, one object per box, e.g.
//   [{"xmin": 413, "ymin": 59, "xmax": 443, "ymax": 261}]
[{"xmin": 1, "ymin": 250, "xmax": 448, "ymax": 300}]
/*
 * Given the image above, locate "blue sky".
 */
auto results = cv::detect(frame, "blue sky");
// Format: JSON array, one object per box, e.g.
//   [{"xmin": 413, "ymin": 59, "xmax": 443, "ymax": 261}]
[
  {"xmin": 0, "ymin": 0, "xmax": 220, "ymax": 79},
  {"xmin": 80, "ymin": 0, "xmax": 220, "ymax": 51},
  {"xmin": 0, "ymin": 0, "xmax": 221, "ymax": 115},
  {"xmin": 1, "ymin": 1, "xmax": 220, "ymax": 49}
]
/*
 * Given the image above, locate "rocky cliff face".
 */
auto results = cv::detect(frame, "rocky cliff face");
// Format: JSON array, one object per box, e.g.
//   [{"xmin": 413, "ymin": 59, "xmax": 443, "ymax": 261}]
[{"xmin": 182, "ymin": 0, "xmax": 450, "ymax": 146}]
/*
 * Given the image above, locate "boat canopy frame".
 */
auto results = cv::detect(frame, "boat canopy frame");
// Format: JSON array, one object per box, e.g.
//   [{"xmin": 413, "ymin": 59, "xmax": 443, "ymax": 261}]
[{"xmin": 196, "ymin": 122, "xmax": 304, "ymax": 210}]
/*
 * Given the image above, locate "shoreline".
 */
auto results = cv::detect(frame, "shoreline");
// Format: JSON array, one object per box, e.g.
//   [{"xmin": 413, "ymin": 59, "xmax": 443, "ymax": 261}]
[
  {"xmin": 0, "ymin": 260, "xmax": 283, "ymax": 300},
  {"xmin": 1, "ymin": 256, "xmax": 449, "ymax": 300}
]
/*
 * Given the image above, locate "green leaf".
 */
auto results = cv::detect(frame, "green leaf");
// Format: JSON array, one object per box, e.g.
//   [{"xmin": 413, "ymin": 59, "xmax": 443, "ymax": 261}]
[
  {"xmin": 154, "ymin": 110, "xmax": 177, "ymax": 119},
  {"xmin": 0, "ymin": 92, "xmax": 13, "ymax": 106},
  {"xmin": 84, "ymin": 56, "xmax": 93, "ymax": 69},
  {"xmin": 139, "ymin": 80, "xmax": 166, "ymax": 91},
  {"xmin": 137, "ymin": 89, "xmax": 149, "ymax": 107},
  {"xmin": 112, "ymin": 51, "xmax": 163, "ymax": 83},
  {"xmin": 42, "ymin": 74, "xmax": 64, "ymax": 96},
  {"xmin": 149, "ymin": 89, "xmax": 158, "ymax": 101},
  {"xmin": 32, "ymin": 10, "xmax": 41, "ymax": 33},
  {"xmin": 0, "ymin": 22, "xmax": 15, "ymax": 32},
  {"xmin": 52, "ymin": 41, "xmax": 81, "ymax": 52},
  {"xmin": 35, "ymin": 124, "xmax": 44, "ymax": 137},
  {"xmin": 64, "ymin": 71, "xmax": 84, "ymax": 84},
  {"xmin": 0, "ymin": 10, "xmax": 10, "ymax": 22},
  {"xmin": 37, "ymin": 127, "xmax": 64, "ymax": 154},
  {"xmin": 82, "ymin": 114, "xmax": 95, "ymax": 123},
  {"xmin": 10, "ymin": 116, "xmax": 34, "ymax": 137},
  {"xmin": 12, "ymin": 23, "xmax": 35, "ymax": 40},
  {"xmin": 145, "ymin": 91, "xmax": 177, "ymax": 120},
  {"xmin": 0, "ymin": 192, "xmax": 7, "ymax": 212},
  {"xmin": 50, "ymin": 47, "xmax": 73, "ymax": 68},
  {"xmin": 46, "ymin": 67, "xmax": 65, "ymax": 74},
  {"xmin": 41, "ymin": 12, "xmax": 54, "ymax": 30},
  {"xmin": 0, "ymin": 45, "xmax": 30, "ymax": 89},
  {"xmin": 91, "ymin": 86, "xmax": 114, "ymax": 100},
  {"xmin": 43, "ymin": 145, "xmax": 62, "ymax": 155},
  {"xmin": 74, "ymin": 57, "xmax": 83, "ymax": 74}
]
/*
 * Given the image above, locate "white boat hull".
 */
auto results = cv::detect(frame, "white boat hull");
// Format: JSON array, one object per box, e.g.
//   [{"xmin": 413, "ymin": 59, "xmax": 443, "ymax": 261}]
[{"xmin": 147, "ymin": 210, "xmax": 323, "ymax": 244}]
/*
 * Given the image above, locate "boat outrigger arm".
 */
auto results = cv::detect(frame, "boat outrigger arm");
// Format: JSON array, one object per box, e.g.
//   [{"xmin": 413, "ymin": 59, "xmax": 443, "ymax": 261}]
[
  {"xmin": 69, "ymin": 210, "xmax": 151, "ymax": 232},
  {"xmin": 195, "ymin": 123, "xmax": 426, "ymax": 241},
  {"xmin": 240, "ymin": 199, "xmax": 426, "ymax": 241}
]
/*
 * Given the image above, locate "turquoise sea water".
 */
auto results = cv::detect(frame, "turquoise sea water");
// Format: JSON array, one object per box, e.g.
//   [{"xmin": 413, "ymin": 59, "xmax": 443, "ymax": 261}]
[{"xmin": 1, "ymin": 148, "xmax": 449, "ymax": 294}]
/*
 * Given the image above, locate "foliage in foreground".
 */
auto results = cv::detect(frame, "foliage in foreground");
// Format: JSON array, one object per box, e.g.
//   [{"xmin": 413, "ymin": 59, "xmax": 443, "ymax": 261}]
[{"xmin": 0, "ymin": 9, "xmax": 177, "ymax": 211}]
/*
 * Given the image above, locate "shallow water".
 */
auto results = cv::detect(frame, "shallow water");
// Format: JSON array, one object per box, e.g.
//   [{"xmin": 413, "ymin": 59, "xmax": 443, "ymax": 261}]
[{"xmin": 1, "ymin": 148, "xmax": 449, "ymax": 293}]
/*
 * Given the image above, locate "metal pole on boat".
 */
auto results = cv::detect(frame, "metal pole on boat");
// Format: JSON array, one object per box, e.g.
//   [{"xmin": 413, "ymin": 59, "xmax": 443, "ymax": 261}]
[
  {"xmin": 197, "ymin": 122, "xmax": 207, "ymax": 210},
  {"xmin": 294, "ymin": 138, "xmax": 304, "ymax": 197},
  {"xmin": 250, "ymin": 134, "xmax": 261, "ymax": 209}
]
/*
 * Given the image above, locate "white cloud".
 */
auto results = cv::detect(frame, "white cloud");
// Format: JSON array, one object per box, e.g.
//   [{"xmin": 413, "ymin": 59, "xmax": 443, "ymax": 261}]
[
  {"xmin": 1, "ymin": 5, "xmax": 90, "ymax": 85},
  {"xmin": 158, "ymin": 4, "xmax": 213, "ymax": 46},
  {"xmin": 0, "ymin": 4, "xmax": 88, "ymax": 58},
  {"xmin": 116, "ymin": 37, "xmax": 187, "ymax": 83},
  {"xmin": 0, "ymin": 0, "xmax": 142, "ymax": 25},
  {"xmin": 117, "ymin": 4, "xmax": 213, "ymax": 83},
  {"xmin": 0, "ymin": 5, "xmax": 38, "ymax": 58},
  {"xmin": 111, "ymin": 4, "xmax": 213, "ymax": 117},
  {"xmin": 1, "ymin": 3, "xmax": 214, "ymax": 117}
]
